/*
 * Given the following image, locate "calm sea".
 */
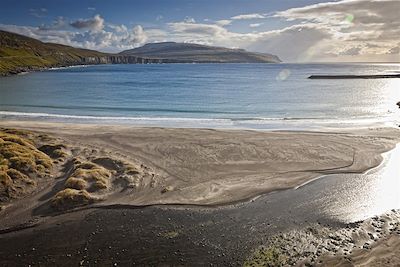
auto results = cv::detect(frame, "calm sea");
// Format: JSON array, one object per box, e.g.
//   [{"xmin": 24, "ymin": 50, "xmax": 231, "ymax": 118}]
[{"xmin": 0, "ymin": 63, "xmax": 399, "ymax": 130}]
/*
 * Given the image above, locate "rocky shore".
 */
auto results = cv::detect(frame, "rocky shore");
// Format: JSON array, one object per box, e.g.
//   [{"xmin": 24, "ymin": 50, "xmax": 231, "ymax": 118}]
[
  {"xmin": 2, "ymin": 55, "xmax": 167, "ymax": 76},
  {"xmin": 244, "ymin": 210, "xmax": 400, "ymax": 266}
]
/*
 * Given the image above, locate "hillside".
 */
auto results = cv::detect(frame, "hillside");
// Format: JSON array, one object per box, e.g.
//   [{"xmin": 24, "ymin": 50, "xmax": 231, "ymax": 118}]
[
  {"xmin": 0, "ymin": 31, "xmax": 160, "ymax": 76},
  {"xmin": 120, "ymin": 42, "xmax": 281, "ymax": 63},
  {"xmin": 0, "ymin": 30, "xmax": 106, "ymax": 75}
]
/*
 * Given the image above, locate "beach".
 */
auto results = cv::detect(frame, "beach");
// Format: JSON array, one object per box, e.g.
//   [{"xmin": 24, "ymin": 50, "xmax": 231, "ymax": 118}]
[
  {"xmin": 1, "ymin": 1, "xmax": 399, "ymax": 264},
  {"xmin": 1, "ymin": 121, "xmax": 399, "ymax": 206},
  {"xmin": 0, "ymin": 120, "xmax": 399, "ymax": 265}
]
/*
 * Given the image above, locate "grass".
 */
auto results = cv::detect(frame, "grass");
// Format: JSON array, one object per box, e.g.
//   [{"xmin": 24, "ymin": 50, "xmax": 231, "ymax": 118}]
[
  {"xmin": 67, "ymin": 161, "xmax": 111, "ymax": 191},
  {"xmin": 53, "ymin": 161, "xmax": 113, "ymax": 210},
  {"xmin": 243, "ymin": 246, "xmax": 287, "ymax": 267},
  {"xmin": 0, "ymin": 30, "xmax": 108, "ymax": 75},
  {"xmin": 0, "ymin": 131, "xmax": 53, "ymax": 201},
  {"xmin": 64, "ymin": 177, "xmax": 88, "ymax": 190},
  {"xmin": 38, "ymin": 144, "xmax": 68, "ymax": 159},
  {"xmin": 161, "ymin": 230, "xmax": 180, "ymax": 239},
  {"xmin": 51, "ymin": 188, "xmax": 94, "ymax": 210}
]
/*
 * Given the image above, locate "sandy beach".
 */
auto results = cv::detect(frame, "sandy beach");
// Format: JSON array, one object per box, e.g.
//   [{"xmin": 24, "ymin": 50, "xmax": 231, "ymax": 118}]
[
  {"xmin": 0, "ymin": 121, "xmax": 399, "ymax": 266},
  {"xmin": 1, "ymin": 0, "xmax": 399, "ymax": 264},
  {"xmin": 1, "ymin": 120, "xmax": 399, "ymax": 207}
]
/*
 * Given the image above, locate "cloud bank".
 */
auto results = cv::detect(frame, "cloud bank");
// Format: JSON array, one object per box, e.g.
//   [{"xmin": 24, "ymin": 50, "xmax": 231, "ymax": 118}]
[{"xmin": 0, "ymin": 15, "xmax": 147, "ymax": 51}]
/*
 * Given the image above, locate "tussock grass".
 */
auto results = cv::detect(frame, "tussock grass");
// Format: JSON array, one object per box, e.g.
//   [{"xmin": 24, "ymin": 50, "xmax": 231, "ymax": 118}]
[
  {"xmin": 64, "ymin": 177, "xmax": 88, "ymax": 190},
  {"xmin": 68, "ymin": 161, "xmax": 111, "ymax": 191},
  {"xmin": 51, "ymin": 188, "xmax": 94, "ymax": 210},
  {"xmin": 243, "ymin": 246, "xmax": 287, "ymax": 267},
  {"xmin": 39, "ymin": 144, "xmax": 68, "ymax": 159},
  {"xmin": 0, "ymin": 131, "xmax": 52, "ymax": 201}
]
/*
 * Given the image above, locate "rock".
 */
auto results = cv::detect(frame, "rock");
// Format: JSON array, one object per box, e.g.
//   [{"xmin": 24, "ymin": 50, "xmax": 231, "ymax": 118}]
[{"xmin": 161, "ymin": 186, "xmax": 174, "ymax": 194}]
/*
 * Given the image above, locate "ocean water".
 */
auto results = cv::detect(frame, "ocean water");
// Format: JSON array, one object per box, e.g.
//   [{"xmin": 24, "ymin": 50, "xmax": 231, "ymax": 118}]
[{"xmin": 0, "ymin": 63, "xmax": 399, "ymax": 130}]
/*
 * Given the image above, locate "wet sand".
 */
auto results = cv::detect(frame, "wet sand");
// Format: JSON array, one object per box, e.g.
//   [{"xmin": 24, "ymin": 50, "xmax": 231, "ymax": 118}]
[{"xmin": 0, "ymin": 121, "xmax": 399, "ymax": 266}]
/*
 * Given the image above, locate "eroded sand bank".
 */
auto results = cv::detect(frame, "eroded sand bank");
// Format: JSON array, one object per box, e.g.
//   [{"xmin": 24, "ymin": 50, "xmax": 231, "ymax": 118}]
[{"xmin": 1, "ymin": 120, "xmax": 399, "ymax": 207}]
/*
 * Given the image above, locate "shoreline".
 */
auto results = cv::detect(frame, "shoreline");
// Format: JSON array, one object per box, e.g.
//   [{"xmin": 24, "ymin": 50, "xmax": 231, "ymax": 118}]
[
  {"xmin": 0, "ymin": 113, "xmax": 397, "ymax": 132},
  {"xmin": 293, "ymin": 142, "xmax": 396, "ymax": 191},
  {"xmin": 0, "ymin": 62, "xmax": 281, "ymax": 77},
  {"xmin": 0, "ymin": 63, "xmax": 92, "ymax": 77}
]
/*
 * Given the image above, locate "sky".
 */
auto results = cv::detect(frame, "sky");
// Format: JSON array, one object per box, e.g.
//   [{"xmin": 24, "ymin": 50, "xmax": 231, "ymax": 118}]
[{"xmin": 0, "ymin": 0, "xmax": 399, "ymax": 62}]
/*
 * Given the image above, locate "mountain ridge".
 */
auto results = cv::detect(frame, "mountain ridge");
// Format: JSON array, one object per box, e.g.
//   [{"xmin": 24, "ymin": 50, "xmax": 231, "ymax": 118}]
[
  {"xmin": 120, "ymin": 42, "xmax": 281, "ymax": 63},
  {"xmin": 0, "ymin": 30, "xmax": 280, "ymax": 76}
]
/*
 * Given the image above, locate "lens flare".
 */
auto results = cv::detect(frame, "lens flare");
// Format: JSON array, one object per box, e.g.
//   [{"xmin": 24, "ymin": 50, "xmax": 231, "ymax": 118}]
[
  {"xmin": 345, "ymin": 14, "xmax": 354, "ymax": 23},
  {"xmin": 276, "ymin": 69, "xmax": 291, "ymax": 81}
]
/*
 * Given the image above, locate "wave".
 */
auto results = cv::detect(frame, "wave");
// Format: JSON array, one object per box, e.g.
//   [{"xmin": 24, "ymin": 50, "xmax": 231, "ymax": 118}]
[
  {"xmin": 0, "ymin": 110, "xmax": 393, "ymax": 130},
  {"xmin": 48, "ymin": 65, "xmax": 90, "ymax": 71},
  {"xmin": 0, "ymin": 111, "xmax": 232, "ymax": 123}
]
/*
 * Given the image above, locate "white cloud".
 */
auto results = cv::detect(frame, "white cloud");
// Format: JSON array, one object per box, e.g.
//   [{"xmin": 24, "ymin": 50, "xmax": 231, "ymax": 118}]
[
  {"xmin": 249, "ymin": 23, "xmax": 262, "ymax": 28},
  {"xmin": 231, "ymin": 13, "xmax": 266, "ymax": 20},
  {"xmin": 0, "ymin": 15, "xmax": 148, "ymax": 52},
  {"xmin": 273, "ymin": 0, "xmax": 400, "ymax": 61},
  {"xmin": 183, "ymin": 16, "xmax": 196, "ymax": 23},
  {"xmin": 167, "ymin": 22, "xmax": 234, "ymax": 44},
  {"xmin": 38, "ymin": 17, "xmax": 67, "ymax": 31},
  {"xmin": 387, "ymin": 44, "xmax": 399, "ymax": 55},
  {"xmin": 164, "ymin": 20, "xmax": 333, "ymax": 61},
  {"xmin": 338, "ymin": 46, "xmax": 363, "ymax": 56},
  {"xmin": 70, "ymin": 14, "xmax": 104, "ymax": 32},
  {"xmin": 108, "ymin": 24, "xmax": 128, "ymax": 33},
  {"xmin": 29, "ymin": 8, "xmax": 48, "ymax": 18},
  {"xmin": 69, "ymin": 24, "xmax": 147, "ymax": 50},
  {"xmin": 129, "ymin": 25, "xmax": 147, "ymax": 44},
  {"xmin": 216, "ymin": 20, "xmax": 232, "ymax": 26}
]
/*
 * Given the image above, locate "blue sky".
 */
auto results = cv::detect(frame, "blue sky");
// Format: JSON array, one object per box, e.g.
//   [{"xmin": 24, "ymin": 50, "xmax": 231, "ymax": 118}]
[
  {"xmin": 0, "ymin": 0, "xmax": 325, "ymax": 26},
  {"xmin": 0, "ymin": 0, "xmax": 399, "ymax": 62}
]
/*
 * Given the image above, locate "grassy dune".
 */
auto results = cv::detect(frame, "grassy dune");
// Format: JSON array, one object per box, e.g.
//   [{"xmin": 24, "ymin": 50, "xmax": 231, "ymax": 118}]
[
  {"xmin": 0, "ymin": 128, "xmax": 151, "ymax": 211},
  {"xmin": 0, "ymin": 130, "xmax": 52, "ymax": 201}
]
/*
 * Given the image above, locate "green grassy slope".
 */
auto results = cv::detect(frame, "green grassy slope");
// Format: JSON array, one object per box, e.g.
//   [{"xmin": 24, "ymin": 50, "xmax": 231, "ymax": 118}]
[{"xmin": 0, "ymin": 30, "xmax": 109, "ymax": 75}]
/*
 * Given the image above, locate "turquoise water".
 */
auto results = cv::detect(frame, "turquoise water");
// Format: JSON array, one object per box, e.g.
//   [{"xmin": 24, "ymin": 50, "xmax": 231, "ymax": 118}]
[{"xmin": 0, "ymin": 63, "xmax": 399, "ymax": 129}]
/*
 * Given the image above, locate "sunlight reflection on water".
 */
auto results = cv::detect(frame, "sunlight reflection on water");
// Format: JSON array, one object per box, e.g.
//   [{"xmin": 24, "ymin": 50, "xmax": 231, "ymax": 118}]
[{"xmin": 323, "ymin": 145, "xmax": 400, "ymax": 222}]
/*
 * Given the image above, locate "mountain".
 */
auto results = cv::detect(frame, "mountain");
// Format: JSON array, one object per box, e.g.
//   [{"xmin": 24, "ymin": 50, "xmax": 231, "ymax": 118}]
[
  {"xmin": 0, "ymin": 31, "xmax": 160, "ymax": 76},
  {"xmin": 120, "ymin": 42, "xmax": 281, "ymax": 63},
  {"xmin": 0, "ymin": 30, "xmax": 280, "ymax": 76}
]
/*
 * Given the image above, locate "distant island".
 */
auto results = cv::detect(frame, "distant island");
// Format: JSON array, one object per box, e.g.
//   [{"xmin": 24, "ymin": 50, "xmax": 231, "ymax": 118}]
[{"xmin": 0, "ymin": 30, "xmax": 280, "ymax": 76}]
